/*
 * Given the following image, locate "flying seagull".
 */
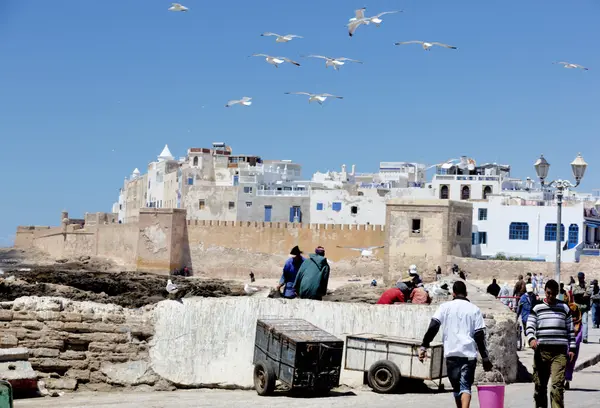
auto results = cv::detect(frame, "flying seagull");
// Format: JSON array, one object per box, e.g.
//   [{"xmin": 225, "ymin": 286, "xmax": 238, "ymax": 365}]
[
  {"xmin": 364, "ymin": 10, "xmax": 402, "ymax": 27},
  {"xmin": 261, "ymin": 32, "xmax": 303, "ymax": 43},
  {"xmin": 284, "ymin": 92, "xmax": 343, "ymax": 105},
  {"xmin": 337, "ymin": 245, "xmax": 385, "ymax": 257},
  {"xmin": 347, "ymin": 19, "xmax": 369, "ymax": 37},
  {"xmin": 225, "ymin": 97, "xmax": 252, "ymax": 107},
  {"xmin": 554, "ymin": 61, "xmax": 589, "ymax": 70},
  {"xmin": 348, "ymin": 7, "xmax": 367, "ymax": 22},
  {"xmin": 347, "ymin": 11, "xmax": 401, "ymax": 37},
  {"xmin": 251, "ymin": 54, "xmax": 301, "ymax": 68},
  {"xmin": 303, "ymin": 55, "xmax": 363, "ymax": 71},
  {"xmin": 166, "ymin": 279, "xmax": 178, "ymax": 294},
  {"xmin": 168, "ymin": 3, "xmax": 188, "ymax": 12},
  {"xmin": 395, "ymin": 41, "xmax": 457, "ymax": 51}
]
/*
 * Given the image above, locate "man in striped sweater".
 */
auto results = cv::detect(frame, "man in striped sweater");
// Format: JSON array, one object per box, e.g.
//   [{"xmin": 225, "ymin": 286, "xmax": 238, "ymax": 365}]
[{"xmin": 526, "ymin": 279, "xmax": 576, "ymax": 408}]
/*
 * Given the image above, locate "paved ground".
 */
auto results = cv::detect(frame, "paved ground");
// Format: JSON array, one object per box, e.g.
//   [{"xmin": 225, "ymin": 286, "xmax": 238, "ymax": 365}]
[
  {"xmin": 14, "ymin": 363, "xmax": 600, "ymax": 408},
  {"xmin": 518, "ymin": 326, "xmax": 600, "ymax": 375}
]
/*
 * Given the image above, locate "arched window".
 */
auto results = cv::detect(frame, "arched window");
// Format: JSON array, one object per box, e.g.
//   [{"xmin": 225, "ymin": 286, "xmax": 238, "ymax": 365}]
[
  {"xmin": 461, "ymin": 185, "xmax": 471, "ymax": 200},
  {"xmin": 509, "ymin": 222, "xmax": 529, "ymax": 240},
  {"xmin": 440, "ymin": 185, "xmax": 449, "ymax": 199},
  {"xmin": 544, "ymin": 223, "xmax": 565, "ymax": 241},
  {"xmin": 483, "ymin": 185, "xmax": 492, "ymax": 199},
  {"xmin": 568, "ymin": 224, "xmax": 579, "ymax": 248},
  {"xmin": 193, "ymin": 156, "xmax": 199, "ymax": 166}
]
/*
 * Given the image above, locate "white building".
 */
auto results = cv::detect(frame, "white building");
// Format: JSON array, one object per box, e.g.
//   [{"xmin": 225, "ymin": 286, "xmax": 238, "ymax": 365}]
[{"xmin": 471, "ymin": 195, "xmax": 585, "ymax": 262}]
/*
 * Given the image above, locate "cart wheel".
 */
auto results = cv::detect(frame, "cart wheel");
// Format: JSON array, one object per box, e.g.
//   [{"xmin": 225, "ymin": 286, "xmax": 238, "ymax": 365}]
[
  {"xmin": 253, "ymin": 360, "xmax": 276, "ymax": 396},
  {"xmin": 367, "ymin": 360, "xmax": 401, "ymax": 394}
]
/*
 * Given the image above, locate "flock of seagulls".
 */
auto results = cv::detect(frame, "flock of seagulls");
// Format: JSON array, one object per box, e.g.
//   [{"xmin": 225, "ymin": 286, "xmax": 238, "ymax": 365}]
[{"xmin": 166, "ymin": 3, "xmax": 590, "ymax": 109}]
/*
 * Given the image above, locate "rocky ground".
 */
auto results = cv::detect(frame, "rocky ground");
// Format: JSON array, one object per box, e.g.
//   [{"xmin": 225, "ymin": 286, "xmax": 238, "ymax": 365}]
[{"xmin": 0, "ymin": 248, "xmax": 397, "ymax": 308}]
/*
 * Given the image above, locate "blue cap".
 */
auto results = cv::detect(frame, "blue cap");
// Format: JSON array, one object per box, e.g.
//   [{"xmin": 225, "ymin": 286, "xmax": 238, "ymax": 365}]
[{"xmin": 578, "ymin": 272, "xmax": 585, "ymax": 278}]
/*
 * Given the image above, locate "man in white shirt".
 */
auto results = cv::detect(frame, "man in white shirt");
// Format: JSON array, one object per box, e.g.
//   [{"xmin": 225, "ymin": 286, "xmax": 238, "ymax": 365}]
[{"xmin": 419, "ymin": 281, "xmax": 493, "ymax": 408}]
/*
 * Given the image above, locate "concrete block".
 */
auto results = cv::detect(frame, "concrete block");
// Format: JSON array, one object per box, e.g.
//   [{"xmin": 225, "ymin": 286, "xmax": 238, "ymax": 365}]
[
  {"xmin": 66, "ymin": 369, "xmax": 90, "ymax": 382},
  {"xmin": 81, "ymin": 314, "xmax": 102, "ymax": 323},
  {"xmin": 31, "ymin": 348, "xmax": 60, "ymax": 358},
  {"xmin": 60, "ymin": 351, "xmax": 86, "ymax": 360},
  {"xmin": 44, "ymin": 321, "xmax": 65, "ymax": 331},
  {"xmin": 100, "ymin": 360, "xmax": 158, "ymax": 386},
  {"xmin": 12, "ymin": 312, "xmax": 37, "ymax": 321},
  {"xmin": 0, "ymin": 360, "xmax": 37, "ymax": 381},
  {"xmin": 60, "ymin": 313, "xmax": 82, "ymax": 323},
  {"xmin": 88, "ymin": 342, "xmax": 116, "ymax": 353},
  {"xmin": 0, "ymin": 310, "xmax": 13, "ymax": 321},
  {"xmin": 0, "ymin": 334, "xmax": 18, "ymax": 348},
  {"xmin": 14, "ymin": 329, "xmax": 42, "ymax": 340},
  {"xmin": 35, "ymin": 340, "xmax": 64, "ymax": 350},
  {"xmin": 21, "ymin": 321, "xmax": 44, "ymax": 331},
  {"xmin": 102, "ymin": 314, "xmax": 126, "ymax": 324},
  {"xmin": 0, "ymin": 347, "xmax": 29, "ymax": 362},
  {"xmin": 45, "ymin": 378, "xmax": 78, "ymax": 391},
  {"xmin": 35, "ymin": 311, "xmax": 60, "ymax": 322}
]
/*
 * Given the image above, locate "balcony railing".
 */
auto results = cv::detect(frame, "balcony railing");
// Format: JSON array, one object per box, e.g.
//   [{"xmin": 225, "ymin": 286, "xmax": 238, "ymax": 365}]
[
  {"xmin": 434, "ymin": 175, "xmax": 501, "ymax": 182},
  {"xmin": 256, "ymin": 190, "xmax": 310, "ymax": 197},
  {"xmin": 238, "ymin": 176, "xmax": 257, "ymax": 184}
]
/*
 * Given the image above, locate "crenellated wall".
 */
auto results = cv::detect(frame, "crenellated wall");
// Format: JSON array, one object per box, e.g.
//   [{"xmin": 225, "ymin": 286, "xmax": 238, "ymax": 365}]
[{"xmin": 14, "ymin": 209, "xmax": 385, "ymax": 276}]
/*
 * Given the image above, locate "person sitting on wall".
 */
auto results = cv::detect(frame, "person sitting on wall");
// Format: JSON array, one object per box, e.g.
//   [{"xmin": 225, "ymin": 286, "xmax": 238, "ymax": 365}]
[
  {"xmin": 293, "ymin": 246, "xmax": 330, "ymax": 300},
  {"xmin": 377, "ymin": 280, "xmax": 412, "ymax": 305},
  {"xmin": 276, "ymin": 246, "xmax": 305, "ymax": 299},
  {"xmin": 410, "ymin": 285, "xmax": 432, "ymax": 304}
]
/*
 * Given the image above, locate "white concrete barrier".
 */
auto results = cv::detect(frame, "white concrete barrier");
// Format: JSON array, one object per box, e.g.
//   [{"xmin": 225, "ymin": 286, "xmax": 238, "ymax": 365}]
[{"xmin": 149, "ymin": 297, "xmax": 439, "ymax": 388}]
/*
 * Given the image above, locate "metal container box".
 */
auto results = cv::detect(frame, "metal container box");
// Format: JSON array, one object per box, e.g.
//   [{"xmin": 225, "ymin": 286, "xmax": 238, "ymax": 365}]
[
  {"xmin": 345, "ymin": 333, "xmax": 446, "ymax": 393},
  {"xmin": 252, "ymin": 318, "xmax": 344, "ymax": 395}
]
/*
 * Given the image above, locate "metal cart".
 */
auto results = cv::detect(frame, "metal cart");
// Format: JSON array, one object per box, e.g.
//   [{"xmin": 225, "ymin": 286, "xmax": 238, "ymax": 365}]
[
  {"xmin": 345, "ymin": 333, "xmax": 446, "ymax": 394},
  {"xmin": 252, "ymin": 318, "xmax": 344, "ymax": 396}
]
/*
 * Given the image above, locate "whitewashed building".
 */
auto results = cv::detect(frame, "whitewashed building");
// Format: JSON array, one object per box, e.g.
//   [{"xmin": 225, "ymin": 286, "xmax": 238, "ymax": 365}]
[{"xmin": 471, "ymin": 195, "xmax": 585, "ymax": 262}]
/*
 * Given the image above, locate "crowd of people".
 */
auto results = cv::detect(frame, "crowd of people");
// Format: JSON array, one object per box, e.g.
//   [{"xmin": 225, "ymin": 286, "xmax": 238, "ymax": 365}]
[
  {"xmin": 375, "ymin": 264, "xmax": 433, "ymax": 305},
  {"xmin": 484, "ymin": 270, "xmax": 600, "ymax": 407}
]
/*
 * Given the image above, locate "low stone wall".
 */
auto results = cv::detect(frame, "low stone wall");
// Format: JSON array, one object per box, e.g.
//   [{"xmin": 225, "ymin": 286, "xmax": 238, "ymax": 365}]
[
  {"xmin": 0, "ymin": 295, "xmax": 518, "ymax": 393},
  {"xmin": 150, "ymin": 297, "xmax": 517, "ymax": 388},
  {"xmin": 0, "ymin": 297, "xmax": 161, "ymax": 392}
]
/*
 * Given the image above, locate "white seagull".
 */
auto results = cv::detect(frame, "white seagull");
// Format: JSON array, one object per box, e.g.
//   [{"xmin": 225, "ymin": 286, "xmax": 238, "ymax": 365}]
[
  {"xmin": 244, "ymin": 283, "xmax": 260, "ymax": 295},
  {"xmin": 166, "ymin": 279, "xmax": 178, "ymax": 294},
  {"xmin": 395, "ymin": 41, "xmax": 457, "ymax": 51},
  {"xmin": 336, "ymin": 245, "xmax": 385, "ymax": 258},
  {"xmin": 284, "ymin": 92, "xmax": 343, "ymax": 105},
  {"xmin": 168, "ymin": 3, "xmax": 188, "ymax": 12},
  {"xmin": 348, "ymin": 7, "xmax": 367, "ymax": 22},
  {"xmin": 554, "ymin": 61, "xmax": 589, "ymax": 70},
  {"xmin": 304, "ymin": 55, "xmax": 363, "ymax": 71},
  {"xmin": 251, "ymin": 54, "xmax": 301, "ymax": 68},
  {"xmin": 261, "ymin": 32, "xmax": 303, "ymax": 43},
  {"xmin": 225, "ymin": 97, "xmax": 252, "ymax": 108},
  {"xmin": 347, "ymin": 11, "xmax": 401, "ymax": 37},
  {"xmin": 365, "ymin": 10, "xmax": 402, "ymax": 27}
]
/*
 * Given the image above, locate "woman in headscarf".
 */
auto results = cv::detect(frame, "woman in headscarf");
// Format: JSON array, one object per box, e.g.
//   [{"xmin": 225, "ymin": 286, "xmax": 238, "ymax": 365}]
[{"xmin": 565, "ymin": 292, "xmax": 583, "ymax": 390}]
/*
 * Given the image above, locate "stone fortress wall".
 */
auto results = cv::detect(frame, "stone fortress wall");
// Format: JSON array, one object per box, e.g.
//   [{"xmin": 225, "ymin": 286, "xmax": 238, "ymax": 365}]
[{"xmin": 13, "ymin": 200, "xmax": 600, "ymax": 282}]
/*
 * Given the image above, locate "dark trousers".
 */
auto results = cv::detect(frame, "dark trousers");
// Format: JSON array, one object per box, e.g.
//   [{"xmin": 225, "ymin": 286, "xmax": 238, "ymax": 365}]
[{"xmin": 533, "ymin": 345, "xmax": 567, "ymax": 408}]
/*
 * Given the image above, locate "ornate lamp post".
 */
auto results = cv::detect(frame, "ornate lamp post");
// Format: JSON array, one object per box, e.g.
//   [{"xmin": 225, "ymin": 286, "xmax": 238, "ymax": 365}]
[{"xmin": 534, "ymin": 153, "xmax": 588, "ymax": 284}]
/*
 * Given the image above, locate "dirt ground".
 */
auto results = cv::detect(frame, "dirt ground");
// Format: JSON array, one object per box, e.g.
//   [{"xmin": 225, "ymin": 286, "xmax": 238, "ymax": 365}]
[{"xmin": 0, "ymin": 248, "xmax": 387, "ymax": 308}]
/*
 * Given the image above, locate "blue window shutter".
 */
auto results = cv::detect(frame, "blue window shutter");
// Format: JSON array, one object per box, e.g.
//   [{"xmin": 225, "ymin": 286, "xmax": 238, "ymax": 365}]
[
  {"xmin": 316, "ymin": 203, "xmax": 323, "ymax": 211},
  {"xmin": 289, "ymin": 207, "xmax": 295, "ymax": 222},
  {"xmin": 332, "ymin": 202, "xmax": 342, "ymax": 212}
]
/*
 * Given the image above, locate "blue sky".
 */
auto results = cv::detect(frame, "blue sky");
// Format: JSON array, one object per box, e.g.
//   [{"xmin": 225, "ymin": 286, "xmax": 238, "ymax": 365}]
[{"xmin": 1, "ymin": 1, "xmax": 599, "ymax": 245}]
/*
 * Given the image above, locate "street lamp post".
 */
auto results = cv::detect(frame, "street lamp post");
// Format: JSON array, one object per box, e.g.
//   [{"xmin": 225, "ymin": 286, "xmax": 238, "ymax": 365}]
[{"xmin": 534, "ymin": 153, "xmax": 588, "ymax": 284}]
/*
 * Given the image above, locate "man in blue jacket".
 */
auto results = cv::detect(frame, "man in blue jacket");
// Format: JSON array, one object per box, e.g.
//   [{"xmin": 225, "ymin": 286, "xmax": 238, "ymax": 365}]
[
  {"xmin": 276, "ymin": 246, "xmax": 305, "ymax": 299},
  {"xmin": 294, "ymin": 246, "xmax": 330, "ymax": 300}
]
